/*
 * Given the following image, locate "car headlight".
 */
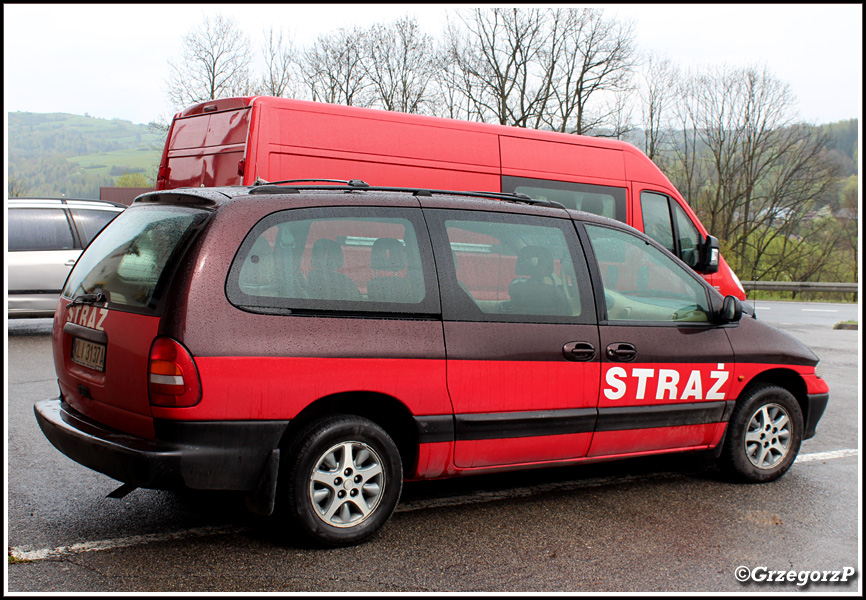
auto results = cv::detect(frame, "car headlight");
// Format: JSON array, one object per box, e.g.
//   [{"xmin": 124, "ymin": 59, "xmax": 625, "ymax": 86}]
[{"xmin": 814, "ymin": 361, "xmax": 823, "ymax": 379}]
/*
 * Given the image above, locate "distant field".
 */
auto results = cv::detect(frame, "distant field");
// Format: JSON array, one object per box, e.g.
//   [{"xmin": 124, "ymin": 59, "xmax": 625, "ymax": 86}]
[{"xmin": 70, "ymin": 147, "xmax": 162, "ymax": 178}]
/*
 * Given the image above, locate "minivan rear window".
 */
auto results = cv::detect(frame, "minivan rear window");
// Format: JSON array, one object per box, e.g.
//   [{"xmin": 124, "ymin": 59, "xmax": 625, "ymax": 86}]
[{"xmin": 62, "ymin": 206, "xmax": 208, "ymax": 312}]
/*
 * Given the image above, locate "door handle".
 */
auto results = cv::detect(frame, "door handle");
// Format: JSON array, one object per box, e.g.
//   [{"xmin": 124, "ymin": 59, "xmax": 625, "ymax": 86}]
[
  {"xmin": 606, "ymin": 342, "xmax": 637, "ymax": 362},
  {"xmin": 563, "ymin": 341, "xmax": 596, "ymax": 362},
  {"xmin": 64, "ymin": 259, "xmax": 76, "ymax": 267}
]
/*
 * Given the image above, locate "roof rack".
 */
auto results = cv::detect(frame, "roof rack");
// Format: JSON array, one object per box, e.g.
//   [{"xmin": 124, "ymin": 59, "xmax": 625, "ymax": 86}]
[{"xmin": 248, "ymin": 179, "xmax": 565, "ymax": 209}]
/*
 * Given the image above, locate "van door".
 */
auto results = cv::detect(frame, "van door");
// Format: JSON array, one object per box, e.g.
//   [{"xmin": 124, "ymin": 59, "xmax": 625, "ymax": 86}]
[
  {"xmin": 579, "ymin": 222, "xmax": 735, "ymax": 457},
  {"xmin": 160, "ymin": 106, "xmax": 251, "ymax": 189},
  {"xmin": 55, "ymin": 205, "xmax": 211, "ymax": 438},
  {"xmin": 424, "ymin": 208, "xmax": 600, "ymax": 469}
]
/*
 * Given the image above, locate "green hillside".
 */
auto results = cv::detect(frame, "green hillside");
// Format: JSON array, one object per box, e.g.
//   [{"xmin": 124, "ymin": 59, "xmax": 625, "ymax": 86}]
[{"xmin": 8, "ymin": 112, "xmax": 164, "ymax": 199}]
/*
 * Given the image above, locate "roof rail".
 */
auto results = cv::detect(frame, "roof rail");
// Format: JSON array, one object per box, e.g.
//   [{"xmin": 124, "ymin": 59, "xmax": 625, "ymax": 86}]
[
  {"xmin": 252, "ymin": 178, "xmax": 370, "ymax": 188},
  {"xmin": 9, "ymin": 197, "xmax": 128, "ymax": 209},
  {"xmin": 248, "ymin": 181, "xmax": 566, "ymax": 209}
]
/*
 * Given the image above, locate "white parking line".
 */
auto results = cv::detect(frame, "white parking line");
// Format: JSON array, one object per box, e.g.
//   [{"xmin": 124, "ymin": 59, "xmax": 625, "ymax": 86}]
[
  {"xmin": 8, "ymin": 526, "xmax": 246, "ymax": 562},
  {"xmin": 801, "ymin": 309, "xmax": 838, "ymax": 313},
  {"xmin": 794, "ymin": 448, "xmax": 859, "ymax": 462},
  {"xmin": 8, "ymin": 448, "xmax": 859, "ymax": 562}
]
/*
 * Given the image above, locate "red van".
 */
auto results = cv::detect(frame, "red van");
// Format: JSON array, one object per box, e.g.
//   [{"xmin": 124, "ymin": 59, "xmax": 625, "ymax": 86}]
[{"xmin": 156, "ymin": 97, "xmax": 746, "ymax": 300}]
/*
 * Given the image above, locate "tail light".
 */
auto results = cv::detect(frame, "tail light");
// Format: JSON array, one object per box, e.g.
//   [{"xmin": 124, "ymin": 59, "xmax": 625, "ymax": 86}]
[{"xmin": 148, "ymin": 337, "xmax": 201, "ymax": 407}]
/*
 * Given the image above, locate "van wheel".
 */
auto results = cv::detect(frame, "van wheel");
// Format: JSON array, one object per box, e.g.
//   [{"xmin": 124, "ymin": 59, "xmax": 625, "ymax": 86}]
[
  {"xmin": 720, "ymin": 384, "xmax": 803, "ymax": 483},
  {"xmin": 282, "ymin": 416, "xmax": 402, "ymax": 547}
]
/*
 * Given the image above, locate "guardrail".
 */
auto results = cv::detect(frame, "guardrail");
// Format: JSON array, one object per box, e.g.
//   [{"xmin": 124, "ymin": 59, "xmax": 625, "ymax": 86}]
[{"xmin": 742, "ymin": 281, "xmax": 859, "ymax": 293}]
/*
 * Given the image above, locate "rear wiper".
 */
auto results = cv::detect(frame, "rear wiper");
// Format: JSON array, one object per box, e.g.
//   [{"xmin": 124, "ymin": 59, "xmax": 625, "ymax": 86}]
[{"xmin": 66, "ymin": 292, "xmax": 108, "ymax": 309}]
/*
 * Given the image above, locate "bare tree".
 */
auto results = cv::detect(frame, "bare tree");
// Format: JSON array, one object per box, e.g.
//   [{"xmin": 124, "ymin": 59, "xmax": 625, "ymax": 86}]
[
  {"xmin": 441, "ymin": 7, "xmax": 635, "ymax": 134},
  {"xmin": 542, "ymin": 8, "xmax": 636, "ymax": 136},
  {"xmin": 441, "ymin": 8, "xmax": 553, "ymax": 126},
  {"xmin": 260, "ymin": 27, "xmax": 296, "ymax": 97},
  {"xmin": 299, "ymin": 27, "xmax": 370, "ymax": 106},
  {"xmin": 364, "ymin": 17, "xmax": 437, "ymax": 114},
  {"xmin": 638, "ymin": 53, "xmax": 679, "ymax": 160},
  {"xmin": 166, "ymin": 14, "xmax": 253, "ymax": 109},
  {"xmin": 668, "ymin": 65, "xmax": 841, "ymax": 280},
  {"xmin": 433, "ymin": 22, "xmax": 486, "ymax": 121},
  {"xmin": 8, "ymin": 174, "xmax": 30, "ymax": 197}
]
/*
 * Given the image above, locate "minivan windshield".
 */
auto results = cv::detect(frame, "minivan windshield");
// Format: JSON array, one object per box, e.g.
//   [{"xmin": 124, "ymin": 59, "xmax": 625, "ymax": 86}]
[{"xmin": 62, "ymin": 206, "xmax": 207, "ymax": 312}]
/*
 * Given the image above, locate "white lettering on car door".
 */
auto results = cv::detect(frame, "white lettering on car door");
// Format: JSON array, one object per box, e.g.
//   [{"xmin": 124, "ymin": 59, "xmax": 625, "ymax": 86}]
[{"xmin": 603, "ymin": 364, "xmax": 731, "ymax": 402}]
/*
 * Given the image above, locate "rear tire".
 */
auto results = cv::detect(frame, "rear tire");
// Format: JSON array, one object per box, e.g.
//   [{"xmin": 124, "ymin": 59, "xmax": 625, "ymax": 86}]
[
  {"xmin": 281, "ymin": 416, "xmax": 402, "ymax": 547},
  {"xmin": 720, "ymin": 384, "xmax": 803, "ymax": 483}
]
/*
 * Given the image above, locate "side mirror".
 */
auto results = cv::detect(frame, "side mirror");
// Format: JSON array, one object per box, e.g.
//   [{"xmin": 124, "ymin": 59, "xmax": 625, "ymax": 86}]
[
  {"xmin": 720, "ymin": 295, "xmax": 743, "ymax": 323},
  {"xmin": 699, "ymin": 235, "xmax": 720, "ymax": 274}
]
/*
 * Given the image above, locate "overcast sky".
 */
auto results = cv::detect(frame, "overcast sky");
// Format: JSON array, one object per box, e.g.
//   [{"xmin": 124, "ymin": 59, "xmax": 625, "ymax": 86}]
[{"xmin": 3, "ymin": 3, "xmax": 862, "ymax": 127}]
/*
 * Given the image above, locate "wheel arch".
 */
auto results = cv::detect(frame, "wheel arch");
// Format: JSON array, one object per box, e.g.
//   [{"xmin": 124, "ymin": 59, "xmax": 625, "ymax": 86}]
[
  {"xmin": 280, "ymin": 391, "xmax": 419, "ymax": 477},
  {"xmin": 739, "ymin": 367, "xmax": 808, "ymax": 416},
  {"xmin": 712, "ymin": 367, "xmax": 809, "ymax": 459}
]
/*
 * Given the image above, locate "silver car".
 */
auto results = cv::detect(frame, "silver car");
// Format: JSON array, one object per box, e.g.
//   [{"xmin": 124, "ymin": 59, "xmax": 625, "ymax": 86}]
[{"xmin": 7, "ymin": 198, "xmax": 125, "ymax": 318}]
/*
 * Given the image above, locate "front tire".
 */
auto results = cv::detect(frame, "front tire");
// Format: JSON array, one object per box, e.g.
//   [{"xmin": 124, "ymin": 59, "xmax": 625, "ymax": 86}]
[
  {"xmin": 720, "ymin": 384, "xmax": 803, "ymax": 483},
  {"xmin": 282, "ymin": 416, "xmax": 403, "ymax": 547}
]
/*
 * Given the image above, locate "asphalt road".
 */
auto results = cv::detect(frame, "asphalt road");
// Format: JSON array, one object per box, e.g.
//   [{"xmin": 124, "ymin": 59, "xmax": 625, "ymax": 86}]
[
  {"xmin": 743, "ymin": 299, "xmax": 860, "ymax": 327},
  {"xmin": 5, "ymin": 305, "xmax": 861, "ymax": 593}
]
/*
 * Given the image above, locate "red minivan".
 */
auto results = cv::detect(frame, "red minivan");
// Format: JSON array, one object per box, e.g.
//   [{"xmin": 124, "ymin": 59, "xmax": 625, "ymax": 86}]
[
  {"xmin": 36, "ymin": 183, "xmax": 827, "ymax": 547},
  {"xmin": 155, "ymin": 96, "xmax": 746, "ymax": 300}
]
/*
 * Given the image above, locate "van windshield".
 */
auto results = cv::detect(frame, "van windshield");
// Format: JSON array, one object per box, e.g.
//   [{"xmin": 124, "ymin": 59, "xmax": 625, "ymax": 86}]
[{"xmin": 62, "ymin": 205, "xmax": 208, "ymax": 312}]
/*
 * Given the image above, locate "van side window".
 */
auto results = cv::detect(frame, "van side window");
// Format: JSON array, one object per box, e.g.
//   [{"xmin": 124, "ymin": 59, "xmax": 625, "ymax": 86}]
[
  {"xmin": 426, "ymin": 210, "xmax": 594, "ymax": 324},
  {"xmin": 584, "ymin": 223, "xmax": 710, "ymax": 323},
  {"xmin": 8, "ymin": 208, "xmax": 75, "ymax": 251},
  {"xmin": 640, "ymin": 192, "xmax": 675, "ymax": 253},
  {"xmin": 502, "ymin": 176, "xmax": 627, "ymax": 223},
  {"xmin": 640, "ymin": 191, "xmax": 704, "ymax": 269},
  {"xmin": 227, "ymin": 207, "xmax": 439, "ymax": 316},
  {"xmin": 672, "ymin": 202, "xmax": 702, "ymax": 269}
]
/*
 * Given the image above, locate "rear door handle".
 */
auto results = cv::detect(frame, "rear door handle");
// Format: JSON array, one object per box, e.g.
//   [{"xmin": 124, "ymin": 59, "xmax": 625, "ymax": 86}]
[
  {"xmin": 563, "ymin": 341, "xmax": 596, "ymax": 362},
  {"xmin": 606, "ymin": 342, "xmax": 637, "ymax": 362},
  {"xmin": 64, "ymin": 259, "xmax": 76, "ymax": 267}
]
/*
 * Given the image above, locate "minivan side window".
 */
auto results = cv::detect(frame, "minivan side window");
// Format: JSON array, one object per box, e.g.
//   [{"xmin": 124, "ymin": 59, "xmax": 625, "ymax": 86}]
[
  {"xmin": 8, "ymin": 208, "xmax": 75, "ymax": 251},
  {"xmin": 70, "ymin": 209, "xmax": 121, "ymax": 247},
  {"xmin": 502, "ymin": 176, "xmax": 627, "ymax": 223},
  {"xmin": 640, "ymin": 191, "xmax": 703, "ymax": 269},
  {"xmin": 584, "ymin": 223, "xmax": 710, "ymax": 323},
  {"xmin": 227, "ymin": 207, "xmax": 439, "ymax": 316},
  {"xmin": 425, "ymin": 210, "xmax": 594, "ymax": 324}
]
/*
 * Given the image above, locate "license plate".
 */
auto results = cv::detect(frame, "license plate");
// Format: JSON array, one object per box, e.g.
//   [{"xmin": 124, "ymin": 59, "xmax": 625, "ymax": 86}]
[{"xmin": 71, "ymin": 337, "xmax": 106, "ymax": 372}]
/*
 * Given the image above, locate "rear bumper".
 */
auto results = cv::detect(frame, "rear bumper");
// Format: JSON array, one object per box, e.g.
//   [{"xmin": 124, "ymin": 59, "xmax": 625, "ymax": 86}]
[{"xmin": 34, "ymin": 398, "xmax": 288, "ymax": 491}]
